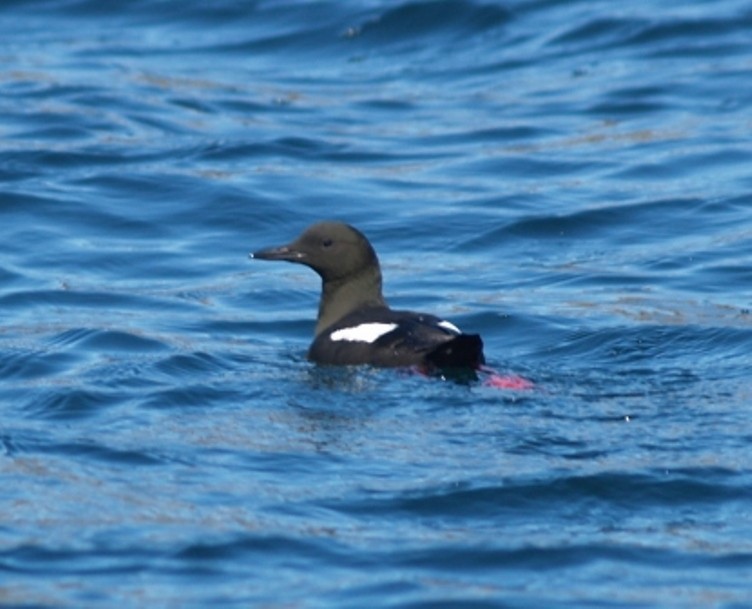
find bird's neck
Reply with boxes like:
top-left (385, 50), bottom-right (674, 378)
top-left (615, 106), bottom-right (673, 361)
top-left (315, 269), bottom-right (386, 336)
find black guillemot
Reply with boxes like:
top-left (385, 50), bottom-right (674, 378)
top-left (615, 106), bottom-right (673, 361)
top-left (250, 221), bottom-right (485, 370)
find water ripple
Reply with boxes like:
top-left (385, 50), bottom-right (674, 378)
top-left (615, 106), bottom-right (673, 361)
top-left (1, 0), bottom-right (751, 607)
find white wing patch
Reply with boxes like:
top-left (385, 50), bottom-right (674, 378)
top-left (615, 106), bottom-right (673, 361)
top-left (330, 322), bottom-right (399, 344)
top-left (438, 320), bottom-right (461, 334)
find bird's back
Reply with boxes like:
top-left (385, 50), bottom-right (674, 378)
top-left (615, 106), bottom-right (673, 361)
top-left (308, 306), bottom-right (484, 369)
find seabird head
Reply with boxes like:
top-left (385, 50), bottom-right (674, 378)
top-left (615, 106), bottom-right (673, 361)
top-left (251, 221), bottom-right (380, 283)
top-left (252, 221), bottom-right (388, 334)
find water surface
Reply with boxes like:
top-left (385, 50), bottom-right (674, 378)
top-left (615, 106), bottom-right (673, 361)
top-left (1, 1), bottom-right (751, 607)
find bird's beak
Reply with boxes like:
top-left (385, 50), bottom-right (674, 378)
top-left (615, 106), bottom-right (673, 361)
top-left (250, 243), bottom-right (305, 262)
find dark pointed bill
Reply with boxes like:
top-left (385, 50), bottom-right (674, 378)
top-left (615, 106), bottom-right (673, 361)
top-left (250, 244), bottom-right (304, 262)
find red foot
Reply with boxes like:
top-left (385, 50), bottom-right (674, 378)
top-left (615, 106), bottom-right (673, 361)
top-left (479, 366), bottom-right (534, 390)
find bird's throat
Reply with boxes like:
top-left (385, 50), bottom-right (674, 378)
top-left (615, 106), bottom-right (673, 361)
top-left (315, 272), bottom-right (386, 336)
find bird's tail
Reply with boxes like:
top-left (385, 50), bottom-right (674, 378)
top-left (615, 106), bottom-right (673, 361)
top-left (425, 334), bottom-right (485, 370)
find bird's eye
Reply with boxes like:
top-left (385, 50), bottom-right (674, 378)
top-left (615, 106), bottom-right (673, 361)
top-left (322, 238), bottom-right (333, 248)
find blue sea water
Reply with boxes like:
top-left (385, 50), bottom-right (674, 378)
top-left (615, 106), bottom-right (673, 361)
top-left (1, 0), bottom-right (751, 607)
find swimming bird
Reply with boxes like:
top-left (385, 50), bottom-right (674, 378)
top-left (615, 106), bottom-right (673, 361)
top-left (250, 221), bottom-right (485, 370)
